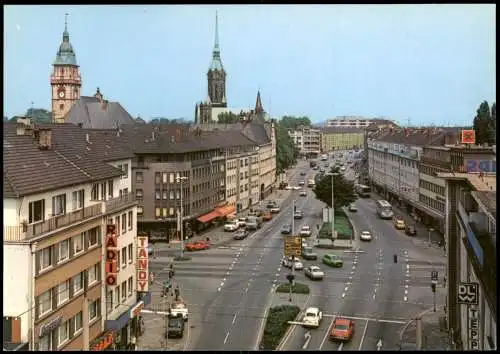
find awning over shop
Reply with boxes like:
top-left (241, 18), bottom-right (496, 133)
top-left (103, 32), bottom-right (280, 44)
top-left (216, 205), bottom-right (236, 217)
top-left (197, 211), bottom-right (220, 223)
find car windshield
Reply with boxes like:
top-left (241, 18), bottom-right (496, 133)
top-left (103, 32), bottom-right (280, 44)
top-left (334, 324), bottom-right (349, 331)
top-left (310, 267), bottom-right (320, 271)
top-left (172, 303), bottom-right (185, 309)
top-left (305, 312), bottom-right (317, 318)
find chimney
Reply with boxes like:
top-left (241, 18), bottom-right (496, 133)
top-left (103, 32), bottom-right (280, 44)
top-left (16, 124), bottom-right (26, 136)
top-left (38, 128), bottom-right (52, 149)
top-left (3, 317), bottom-right (21, 344)
top-left (151, 131), bottom-right (156, 141)
top-left (86, 133), bottom-right (90, 144)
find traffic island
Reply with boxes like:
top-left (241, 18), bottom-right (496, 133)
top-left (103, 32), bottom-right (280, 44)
top-left (173, 255), bottom-right (191, 261)
top-left (276, 282), bottom-right (310, 294)
top-left (260, 305), bottom-right (300, 350)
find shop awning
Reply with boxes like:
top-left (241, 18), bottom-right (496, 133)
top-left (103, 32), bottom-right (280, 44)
top-left (197, 211), bottom-right (220, 223)
top-left (216, 205), bottom-right (236, 217)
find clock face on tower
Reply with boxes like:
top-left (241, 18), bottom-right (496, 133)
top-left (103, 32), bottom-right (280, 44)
top-left (58, 90), bottom-right (65, 98)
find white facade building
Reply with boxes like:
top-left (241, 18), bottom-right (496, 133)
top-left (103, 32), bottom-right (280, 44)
top-left (288, 127), bottom-right (321, 155)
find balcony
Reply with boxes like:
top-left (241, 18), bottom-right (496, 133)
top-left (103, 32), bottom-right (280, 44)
top-left (4, 204), bottom-right (103, 242)
top-left (104, 192), bottom-right (137, 214)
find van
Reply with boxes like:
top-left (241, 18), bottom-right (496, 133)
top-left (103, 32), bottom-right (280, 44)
top-left (246, 216), bottom-right (262, 231)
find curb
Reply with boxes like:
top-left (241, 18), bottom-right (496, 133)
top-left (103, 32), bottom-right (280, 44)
top-left (398, 305), bottom-right (446, 349)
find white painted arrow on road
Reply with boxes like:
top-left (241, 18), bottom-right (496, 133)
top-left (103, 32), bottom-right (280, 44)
top-left (376, 338), bottom-right (383, 351)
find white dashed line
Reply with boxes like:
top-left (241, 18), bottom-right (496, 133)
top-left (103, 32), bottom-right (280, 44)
top-left (223, 277), bottom-right (226, 281)
top-left (373, 294), bottom-right (376, 299)
top-left (341, 293), bottom-right (346, 298)
top-left (275, 273), bottom-right (280, 277)
top-left (374, 288), bottom-right (377, 293)
top-left (403, 296), bottom-right (408, 302)
top-left (224, 332), bottom-right (230, 344)
top-left (218, 287), bottom-right (221, 292)
top-left (404, 290), bottom-right (408, 295)
top-left (273, 279), bottom-right (277, 284)
top-left (406, 264), bottom-right (410, 269)
top-left (344, 286), bottom-right (349, 292)
top-left (232, 313), bottom-right (237, 324)
top-left (352, 266), bottom-right (356, 270)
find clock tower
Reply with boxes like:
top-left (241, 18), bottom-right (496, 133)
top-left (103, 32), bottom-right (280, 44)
top-left (51, 14), bottom-right (82, 123)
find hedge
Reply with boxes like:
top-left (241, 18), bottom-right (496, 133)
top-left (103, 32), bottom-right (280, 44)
top-left (260, 305), bottom-right (300, 350)
top-left (276, 282), bottom-right (310, 294)
top-left (318, 209), bottom-right (353, 240)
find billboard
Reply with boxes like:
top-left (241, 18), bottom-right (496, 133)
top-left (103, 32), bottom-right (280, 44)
top-left (461, 130), bottom-right (476, 144)
top-left (105, 224), bottom-right (118, 286)
top-left (137, 236), bottom-right (149, 292)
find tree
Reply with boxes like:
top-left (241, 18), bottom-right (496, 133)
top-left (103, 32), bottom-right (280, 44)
top-left (279, 115), bottom-right (311, 130)
top-left (275, 121), bottom-right (299, 174)
top-left (491, 102), bottom-right (496, 143)
top-left (313, 167), bottom-right (357, 209)
top-left (26, 108), bottom-right (52, 123)
top-left (473, 101), bottom-right (495, 145)
top-left (217, 112), bottom-right (240, 124)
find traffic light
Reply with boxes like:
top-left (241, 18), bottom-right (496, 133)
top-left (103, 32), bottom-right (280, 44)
top-left (431, 283), bottom-right (436, 293)
top-left (393, 254), bottom-right (398, 263)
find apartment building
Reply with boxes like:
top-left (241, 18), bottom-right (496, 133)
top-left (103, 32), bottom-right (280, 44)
top-left (419, 145), bottom-right (495, 233)
top-left (322, 127), bottom-right (364, 151)
top-left (288, 126), bottom-right (322, 156)
top-left (326, 116), bottom-right (397, 128)
top-left (2, 121), bottom-right (138, 351)
top-left (438, 172), bottom-right (496, 351)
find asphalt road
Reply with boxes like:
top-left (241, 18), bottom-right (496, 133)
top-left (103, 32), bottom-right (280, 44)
top-left (280, 154), bottom-right (447, 351)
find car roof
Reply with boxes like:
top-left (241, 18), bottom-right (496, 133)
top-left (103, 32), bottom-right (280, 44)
top-left (309, 266), bottom-right (320, 270)
top-left (305, 307), bottom-right (319, 313)
top-left (334, 317), bottom-right (352, 325)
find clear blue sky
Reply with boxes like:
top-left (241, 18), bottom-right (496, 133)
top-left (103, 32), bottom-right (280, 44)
top-left (4, 5), bottom-right (496, 125)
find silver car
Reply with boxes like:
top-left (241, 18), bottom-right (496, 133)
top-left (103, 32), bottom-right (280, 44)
top-left (305, 266), bottom-right (325, 280)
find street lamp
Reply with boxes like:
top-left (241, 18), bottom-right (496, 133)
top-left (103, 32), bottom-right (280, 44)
top-left (326, 172), bottom-right (340, 245)
top-left (428, 228), bottom-right (434, 247)
top-left (176, 176), bottom-right (189, 259)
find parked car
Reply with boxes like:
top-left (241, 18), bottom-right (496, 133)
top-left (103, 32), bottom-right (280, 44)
top-left (300, 171), bottom-right (307, 176)
top-left (224, 220), bottom-right (239, 232)
top-left (330, 317), bottom-right (354, 342)
top-left (405, 224), bottom-right (417, 236)
top-left (393, 217), bottom-right (406, 230)
top-left (305, 266), bottom-right (325, 280)
top-left (269, 204), bottom-right (281, 213)
top-left (167, 315), bottom-right (185, 338)
top-left (281, 224), bottom-right (292, 234)
top-left (299, 180), bottom-right (305, 186)
top-left (282, 256), bottom-right (304, 270)
top-left (233, 229), bottom-right (249, 240)
top-left (322, 253), bottom-right (344, 268)
top-left (312, 166), bottom-right (319, 170)
top-left (237, 217), bottom-right (247, 228)
top-left (299, 225), bottom-right (312, 237)
top-left (299, 190), bottom-right (307, 197)
top-left (348, 203), bottom-right (358, 212)
top-left (246, 216), bottom-right (262, 230)
top-left (294, 210), bottom-right (304, 219)
top-left (302, 307), bottom-right (323, 328)
top-left (301, 246), bottom-right (318, 260)
top-left (360, 230), bottom-right (373, 242)
top-left (262, 211), bottom-right (273, 221)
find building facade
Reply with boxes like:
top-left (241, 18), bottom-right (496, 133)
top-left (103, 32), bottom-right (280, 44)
top-left (326, 117), bottom-right (396, 128)
top-left (439, 172), bottom-right (496, 351)
top-left (51, 16), bottom-right (82, 123)
top-left (321, 127), bottom-right (364, 151)
top-left (288, 126), bottom-right (322, 156)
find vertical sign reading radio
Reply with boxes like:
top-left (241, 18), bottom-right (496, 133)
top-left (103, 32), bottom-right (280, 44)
top-left (105, 224), bottom-right (118, 286)
top-left (137, 236), bottom-right (149, 292)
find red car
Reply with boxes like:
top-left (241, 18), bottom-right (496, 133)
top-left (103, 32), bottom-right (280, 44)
top-left (330, 317), bottom-right (355, 341)
top-left (185, 241), bottom-right (210, 251)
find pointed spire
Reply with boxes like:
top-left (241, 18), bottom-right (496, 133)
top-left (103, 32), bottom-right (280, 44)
top-left (255, 90), bottom-right (264, 114)
top-left (209, 11), bottom-right (223, 71)
top-left (54, 13), bottom-right (77, 66)
top-left (214, 10), bottom-right (220, 51)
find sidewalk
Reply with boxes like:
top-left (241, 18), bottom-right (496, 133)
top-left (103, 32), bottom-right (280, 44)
top-left (399, 305), bottom-right (449, 350)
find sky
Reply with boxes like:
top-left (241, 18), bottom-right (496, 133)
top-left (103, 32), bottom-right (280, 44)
top-left (4, 5), bottom-right (496, 125)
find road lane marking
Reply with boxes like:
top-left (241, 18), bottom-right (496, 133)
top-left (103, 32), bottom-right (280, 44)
top-left (275, 273), bottom-right (280, 277)
top-left (223, 277), bottom-right (226, 281)
top-left (404, 289), bottom-right (408, 295)
top-left (344, 286), bottom-right (349, 291)
top-left (342, 293), bottom-right (346, 298)
top-left (319, 316), bottom-right (336, 350)
top-left (358, 319), bottom-right (370, 350)
top-left (224, 331), bottom-right (230, 344)
top-left (217, 287), bottom-right (221, 291)
top-left (338, 342), bottom-right (344, 351)
top-left (372, 294), bottom-right (376, 299)
top-left (404, 296), bottom-right (408, 302)
top-left (405, 284), bottom-right (408, 289)
top-left (352, 265), bottom-right (356, 270)
top-left (322, 315), bottom-right (407, 324)
top-left (406, 264), bottom-right (409, 269)
top-left (232, 313), bottom-right (237, 324)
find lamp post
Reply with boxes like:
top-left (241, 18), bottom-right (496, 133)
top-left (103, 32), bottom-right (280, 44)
top-left (428, 227), bottom-right (434, 247)
top-left (327, 172), bottom-right (339, 245)
top-left (176, 176), bottom-right (189, 259)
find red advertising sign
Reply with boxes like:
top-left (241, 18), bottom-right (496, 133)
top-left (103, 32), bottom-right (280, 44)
top-left (461, 129), bottom-right (475, 144)
top-left (105, 224), bottom-right (118, 286)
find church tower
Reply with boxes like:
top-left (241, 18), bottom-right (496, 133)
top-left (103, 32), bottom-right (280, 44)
top-left (51, 14), bottom-right (82, 123)
top-left (207, 11), bottom-right (227, 108)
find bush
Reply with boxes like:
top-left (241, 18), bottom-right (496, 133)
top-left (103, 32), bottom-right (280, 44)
top-left (261, 305), bottom-right (300, 350)
top-left (276, 282), bottom-right (310, 294)
top-left (318, 210), bottom-right (353, 240)
top-left (173, 255), bottom-right (191, 261)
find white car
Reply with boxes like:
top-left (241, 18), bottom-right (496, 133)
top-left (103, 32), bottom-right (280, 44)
top-left (299, 190), bottom-right (307, 197)
top-left (282, 257), bottom-right (304, 270)
top-left (305, 266), bottom-right (325, 280)
top-left (224, 220), bottom-right (239, 232)
top-left (293, 186), bottom-right (302, 190)
top-left (360, 230), bottom-right (373, 241)
top-left (237, 217), bottom-right (247, 228)
top-left (302, 307), bottom-right (323, 328)
top-left (270, 205), bottom-right (281, 213)
top-left (170, 300), bottom-right (189, 321)
top-left (299, 225), bottom-right (312, 237)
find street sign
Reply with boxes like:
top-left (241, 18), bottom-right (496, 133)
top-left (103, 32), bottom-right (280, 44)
top-left (284, 236), bottom-right (302, 257)
top-left (457, 282), bottom-right (479, 305)
top-left (431, 270), bottom-right (438, 281)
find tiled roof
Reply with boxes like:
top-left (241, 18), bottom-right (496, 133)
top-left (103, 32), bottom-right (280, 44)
top-left (3, 123), bottom-right (123, 198)
top-left (472, 191), bottom-right (497, 222)
top-left (193, 121), bottom-right (272, 145)
top-left (368, 127), bottom-right (462, 146)
top-left (323, 127), bottom-right (364, 134)
top-left (65, 96), bottom-right (135, 129)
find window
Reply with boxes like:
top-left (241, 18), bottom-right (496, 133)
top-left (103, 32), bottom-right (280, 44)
top-left (169, 190), bottom-right (174, 200)
top-left (176, 190), bottom-right (181, 199)
top-left (136, 189), bottom-right (143, 199)
top-left (167, 173), bottom-right (172, 183)
top-left (72, 272), bottom-right (84, 295)
top-left (88, 263), bottom-right (99, 285)
top-left (114, 288), bottom-right (120, 308)
top-left (38, 289), bottom-right (52, 317)
top-left (128, 244), bottom-right (133, 264)
top-left (136, 171), bottom-right (144, 182)
top-left (38, 334), bottom-right (53, 351)
top-left (89, 299), bottom-right (99, 321)
top-left (57, 280), bottom-right (70, 305)
top-left (122, 164), bottom-right (129, 179)
top-left (52, 194), bottom-right (66, 216)
top-left (155, 208), bottom-right (161, 218)
top-left (169, 208), bottom-right (175, 216)
top-left (137, 206), bottom-right (143, 216)
top-left (73, 311), bottom-right (83, 334)
top-left (57, 239), bottom-right (69, 263)
top-left (155, 189), bottom-right (161, 200)
top-left (91, 183), bottom-right (98, 200)
top-left (122, 214), bottom-right (127, 232)
top-left (106, 290), bottom-right (113, 314)
top-left (87, 227), bottom-right (99, 248)
top-left (29, 199), bottom-right (45, 224)
top-left (155, 172), bottom-right (161, 184)
top-left (71, 190), bottom-right (84, 210)
top-left (73, 234), bottom-right (84, 255)
top-left (39, 246), bottom-right (53, 271)
top-left (176, 172), bottom-right (180, 181)
top-left (121, 247), bottom-right (127, 267)
top-left (108, 180), bottom-right (113, 198)
top-left (128, 211), bottom-right (133, 230)
top-left (162, 190), bottom-right (168, 200)
top-left (128, 277), bottom-right (133, 296)
top-left (100, 182), bottom-right (107, 201)
top-left (121, 281), bottom-right (127, 302)
top-left (57, 320), bottom-right (69, 347)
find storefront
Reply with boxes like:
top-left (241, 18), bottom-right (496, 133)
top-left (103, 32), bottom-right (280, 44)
top-left (104, 292), bottom-right (151, 350)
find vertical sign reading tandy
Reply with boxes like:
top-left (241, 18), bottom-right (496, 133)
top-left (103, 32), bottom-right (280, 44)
top-left (105, 224), bottom-right (118, 286)
top-left (137, 236), bottom-right (149, 292)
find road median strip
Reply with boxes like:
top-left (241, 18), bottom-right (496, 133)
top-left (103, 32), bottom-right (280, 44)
top-left (259, 305), bottom-right (301, 351)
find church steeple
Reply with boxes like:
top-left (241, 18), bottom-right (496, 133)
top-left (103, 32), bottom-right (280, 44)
top-left (207, 11), bottom-right (227, 108)
top-left (255, 90), bottom-right (264, 114)
top-left (54, 13), bottom-right (78, 66)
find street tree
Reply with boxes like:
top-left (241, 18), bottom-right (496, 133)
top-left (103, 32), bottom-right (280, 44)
top-left (313, 167), bottom-right (357, 209)
top-left (473, 101), bottom-right (495, 145)
top-left (275, 121), bottom-right (299, 174)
